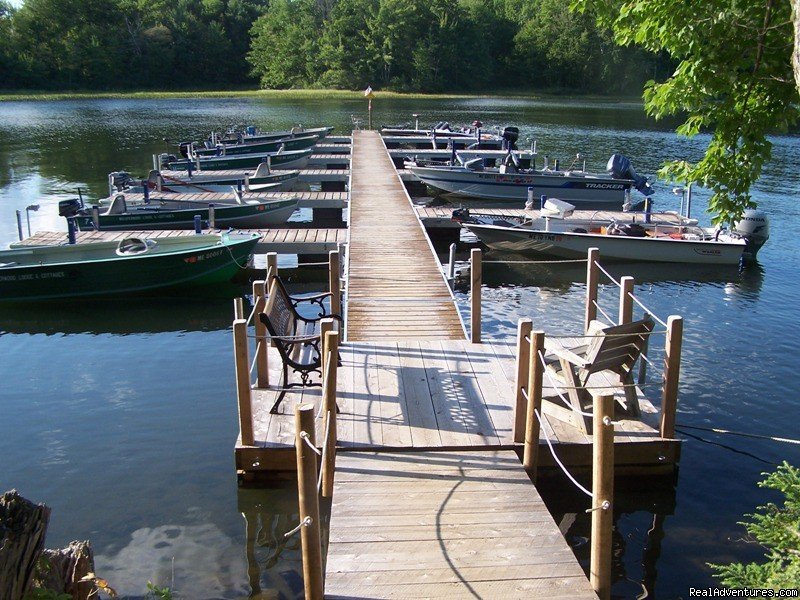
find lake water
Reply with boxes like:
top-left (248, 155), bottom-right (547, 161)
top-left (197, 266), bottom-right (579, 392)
top-left (1, 97), bottom-right (799, 599)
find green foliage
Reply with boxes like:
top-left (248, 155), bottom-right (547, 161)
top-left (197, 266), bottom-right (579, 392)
top-left (24, 590), bottom-right (72, 600)
top-left (145, 581), bottom-right (174, 600)
top-left (572, 0), bottom-right (799, 224)
top-left (710, 462), bottom-right (800, 589)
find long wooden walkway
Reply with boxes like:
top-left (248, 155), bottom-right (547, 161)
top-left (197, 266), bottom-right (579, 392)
top-left (345, 130), bottom-right (464, 341)
top-left (325, 451), bottom-right (597, 599)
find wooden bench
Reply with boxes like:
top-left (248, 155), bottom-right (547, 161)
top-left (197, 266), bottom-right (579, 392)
top-left (542, 317), bottom-right (654, 434)
top-left (259, 276), bottom-right (342, 414)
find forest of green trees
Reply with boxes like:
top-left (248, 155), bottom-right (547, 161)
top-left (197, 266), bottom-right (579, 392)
top-left (0, 0), bottom-right (670, 94)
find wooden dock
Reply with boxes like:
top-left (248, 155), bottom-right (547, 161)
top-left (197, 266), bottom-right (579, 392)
top-left (345, 130), bottom-right (464, 341)
top-left (226, 130), bottom-right (683, 599)
top-left (17, 228), bottom-right (347, 254)
top-left (325, 451), bottom-right (597, 599)
top-left (238, 340), bottom-right (677, 473)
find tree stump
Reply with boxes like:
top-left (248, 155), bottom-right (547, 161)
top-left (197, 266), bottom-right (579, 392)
top-left (0, 489), bottom-right (51, 600)
top-left (38, 541), bottom-right (96, 600)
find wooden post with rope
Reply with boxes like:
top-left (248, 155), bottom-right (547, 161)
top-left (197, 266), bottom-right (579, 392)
top-left (328, 250), bottom-right (341, 317)
top-left (470, 248), bottom-right (482, 343)
top-left (319, 318), bottom-right (335, 376)
top-left (252, 279), bottom-right (269, 387)
top-left (590, 393), bottom-right (614, 600)
top-left (321, 330), bottom-right (339, 498)
top-left (295, 403), bottom-right (324, 600)
top-left (513, 318), bottom-right (533, 443)
top-left (523, 331), bottom-right (545, 480)
top-left (660, 315), bottom-right (683, 439)
top-left (618, 276), bottom-right (634, 325)
top-left (266, 251), bottom-right (278, 282)
top-left (233, 318), bottom-right (253, 446)
top-left (585, 247), bottom-right (599, 331)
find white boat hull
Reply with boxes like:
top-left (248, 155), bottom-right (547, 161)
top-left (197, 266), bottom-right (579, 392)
top-left (466, 223), bottom-right (746, 264)
top-left (410, 165), bottom-right (631, 204)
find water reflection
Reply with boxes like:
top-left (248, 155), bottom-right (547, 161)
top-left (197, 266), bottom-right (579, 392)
top-left (0, 295), bottom-right (239, 335)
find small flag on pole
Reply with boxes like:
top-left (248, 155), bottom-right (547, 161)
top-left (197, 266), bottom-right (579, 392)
top-left (364, 86), bottom-right (374, 98)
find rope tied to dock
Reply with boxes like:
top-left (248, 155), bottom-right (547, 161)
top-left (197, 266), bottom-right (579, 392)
top-left (481, 258), bottom-right (589, 265)
top-left (676, 424), bottom-right (800, 445)
top-left (592, 299), bottom-right (615, 325)
top-left (249, 341), bottom-right (262, 377)
top-left (595, 262), bottom-right (621, 288)
top-left (299, 431), bottom-right (322, 456)
top-left (317, 411), bottom-right (332, 494)
top-left (283, 516), bottom-right (312, 539)
top-left (534, 408), bottom-right (593, 498)
top-left (626, 292), bottom-right (669, 329)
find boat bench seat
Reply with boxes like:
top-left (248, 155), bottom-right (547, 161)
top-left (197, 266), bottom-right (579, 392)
top-left (259, 275), bottom-right (342, 414)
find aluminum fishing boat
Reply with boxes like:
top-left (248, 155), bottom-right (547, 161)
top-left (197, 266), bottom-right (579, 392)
top-left (453, 199), bottom-right (770, 265)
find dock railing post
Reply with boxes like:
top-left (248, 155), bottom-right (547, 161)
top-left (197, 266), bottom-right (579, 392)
top-left (321, 330), bottom-right (339, 498)
top-left (295, 403), bottom-right (324, 600)
top-left (590, 393), bottom-right (614, 600)
top-left (585, 248), bottom-right (599, 331)
top-left (252, 279), bottom-right (269, 387)
top-left (266, 252), bottom-right (278, 282)
top-left (328, 250), bottom-right (341, 316)
top-left (618, 276), bottom-right (634, 325)
top-left (319, 318), bottom-right (335, 375)
top-left (659, 316), bottom-right (683, 439)
top-left (513, 318), bottom-right (533, 443)
top-left (233, 318), bottom-right (254, 446)
top-left (523, 331), bottom-right (545, 480)
top-left (470, 248), bottom-right (482, 343)
top-left (447, 242), bottom-right (456, 280)
top-left (638, 312), bottom-right (651, 385)
top-left (234, 297), bottom-right (244, 320)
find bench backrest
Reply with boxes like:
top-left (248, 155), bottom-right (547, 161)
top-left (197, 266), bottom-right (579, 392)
top-left (583, 317), bottom-right (654, 377)
top-left (261, 278), bottom-right (297, 339)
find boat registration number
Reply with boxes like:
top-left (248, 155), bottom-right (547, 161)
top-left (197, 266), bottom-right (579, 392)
top-left (184, 249), bottom-right (224, 264)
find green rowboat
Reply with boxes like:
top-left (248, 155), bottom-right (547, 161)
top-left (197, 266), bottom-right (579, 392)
top-left (0, 233), bottom-right (259, 301)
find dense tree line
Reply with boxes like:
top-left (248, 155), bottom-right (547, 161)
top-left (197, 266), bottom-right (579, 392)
top-left (0, 0), bottom-right (667, 94)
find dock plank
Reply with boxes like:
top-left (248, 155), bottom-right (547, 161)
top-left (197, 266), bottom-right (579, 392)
top-left (326, 451), bottom-right (598, 599)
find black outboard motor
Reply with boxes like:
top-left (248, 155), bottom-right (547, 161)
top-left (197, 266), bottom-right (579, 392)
top-left (606, 154), bottom-right (654, 196)
top-left (501, 127), bottom-right (519, 151)
top-left (58, 198), bottom-right (82, 218)
top-left (178, 142), bottom-right (192, 159)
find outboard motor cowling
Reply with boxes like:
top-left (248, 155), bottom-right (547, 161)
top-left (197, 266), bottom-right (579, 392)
top-left (607, 154), bottom-right (654, 196)
top-left (58, 198), bottom-right (82, 217)
top-left (501, 127), bottom-right (519, 150)
top-left (733, 209), bottom-right (770, 258)
top-left (108, 171), bottom-right (133, 192)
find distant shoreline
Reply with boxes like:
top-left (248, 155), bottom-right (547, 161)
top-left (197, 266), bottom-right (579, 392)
top-left (0, 88), bottom-right (645, 103)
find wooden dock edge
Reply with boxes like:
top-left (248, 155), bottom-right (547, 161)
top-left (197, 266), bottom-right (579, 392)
top-left (235, 438), bottom-right (681, 482)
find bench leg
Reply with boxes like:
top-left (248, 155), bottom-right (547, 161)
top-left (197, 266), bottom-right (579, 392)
top-left (269, 364), bottom-right (291, 414)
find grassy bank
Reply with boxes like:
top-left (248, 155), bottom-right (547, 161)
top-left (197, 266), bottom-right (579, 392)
top-left (0, 88), bottom-right (480, 102)
top-left (0, 88), bottom-right (644, 103)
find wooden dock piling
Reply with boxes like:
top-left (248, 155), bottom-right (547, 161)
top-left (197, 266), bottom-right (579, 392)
top-left (619, 276), bottom-right (634, 324)
top-left (513, 318), bottom-right (533, 443)
top-left (321, 330), bottom-right (339, 499)
top-left (233, 318), bottom-right (253, 446)
top-left (590, 394), bottom-right (614, 600)
top-left (470, 247), bottom-right (482, 343)
top-left (252, 280), bottom-right (269, 387)
top-left (585, 248), bottom-right (599, 330)
top-left (295, 403), bottom-right (324, 600)
top-left (523, 330), bottom-right (545, 480)
top-left (660, 315), bottom-right (684, 439)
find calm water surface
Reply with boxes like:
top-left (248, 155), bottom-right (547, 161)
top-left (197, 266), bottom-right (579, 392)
top-left (1, 97), bottom-right (799, 599)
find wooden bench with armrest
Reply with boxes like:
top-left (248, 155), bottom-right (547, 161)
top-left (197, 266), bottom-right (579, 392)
top-left (259, 275), bottom-right (342, 414)
top-left (541, 317), bottom-right (654, 434)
